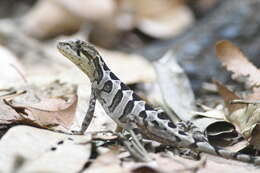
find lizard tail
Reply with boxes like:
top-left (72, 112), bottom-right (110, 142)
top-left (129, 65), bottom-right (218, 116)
top-left (197, 141), bottom-right (260, 164)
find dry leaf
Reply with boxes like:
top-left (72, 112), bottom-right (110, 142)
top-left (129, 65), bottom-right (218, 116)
top-left (0, 125), bottom-right (91, 173)
top-left (216, 40), bottom-right (260, 87)
top-left (229, 104), bottom-right (260, 142)
top-left (7, 95), bottom-right (77, 131)
top-left (194, 82), bottom-right (243, 147)
top-left (213, 81), bottom-right (260, 147)
top-left (153, 51), bottom-right (195, 122)
top-left (213, 80), bottom-right (244, 114)
top-left (0, 81), bottom-right (78, 132)
top-left (215, 41), bottom-right (260, 148)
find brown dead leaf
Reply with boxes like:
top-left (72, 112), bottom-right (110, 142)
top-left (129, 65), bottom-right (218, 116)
top-left (6, 95), bottom-right (77, 130)
top-left (0, 81), bottom-right (78, 132)
top-left (229, 103), bottom-right (260, 143)
top-left (216, 40), bottom-right (260, 87)
top-left (213, 80), bottom-right (244, 114)
top-left (213, 82), bottom-right (260, 149)
top-left (214, 80), bottom-right (260, 148)
top-left (215, 41), bottom-right (260, 148)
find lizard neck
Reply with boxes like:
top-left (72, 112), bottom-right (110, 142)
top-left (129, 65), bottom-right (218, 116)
top-left (86, 55), bottom-right (110, 84)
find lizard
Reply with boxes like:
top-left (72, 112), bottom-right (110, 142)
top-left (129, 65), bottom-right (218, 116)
top-left (57, 40), bottom-right (260, 165)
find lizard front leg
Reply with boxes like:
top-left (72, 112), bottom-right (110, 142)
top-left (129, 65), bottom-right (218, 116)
top-left (72, 86), bottom-right (96, 135)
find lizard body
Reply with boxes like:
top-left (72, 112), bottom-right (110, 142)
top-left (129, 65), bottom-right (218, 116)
top-left (57, 40), bottom-right (260, 164)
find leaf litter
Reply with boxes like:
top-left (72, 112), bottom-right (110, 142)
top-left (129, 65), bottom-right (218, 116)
top-left (0, 81), bottom-right (78, 133)
top-left (1, 39), bottom-right (259, 173)
top-left (216, 40), bottom-right (260, 150)
top-left (1, 1), bottom-right (260, 172)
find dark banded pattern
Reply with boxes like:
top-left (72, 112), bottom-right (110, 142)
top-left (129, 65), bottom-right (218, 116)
top-left (58, 40), bottom-right (260, 165)
top-left (120, 83), bottom-right (129, 90)
top-left (157, 112), bottom-right (169, 120)
top-left (118, 100), bottom-right (134, 121)
top-left (93, 56), bottom-right (103, 84)
top-left (109, 72), bottom-right (118, 80)
top-left (168, 122), bottom-right (176, 128)
top-left (122, 100), bottom-right (134, 116)
top-left (151, 120), bottom-right (159, 127)
top-left (108, 90), bottom-right (123, 113)
top-left (102, 80), bottom-right (113, 93)
top-left (139, 110), bottom-right (147, 119)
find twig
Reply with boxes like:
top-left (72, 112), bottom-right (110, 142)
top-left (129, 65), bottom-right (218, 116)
top-left (0, 90), bottom-right (26, 100)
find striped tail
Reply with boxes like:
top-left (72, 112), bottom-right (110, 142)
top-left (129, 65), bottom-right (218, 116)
top-left (196, 141), bottom-right (260, 164)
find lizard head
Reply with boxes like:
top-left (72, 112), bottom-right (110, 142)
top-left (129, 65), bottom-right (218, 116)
top-left (57, 40), bottom-right (106, 82)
